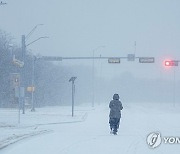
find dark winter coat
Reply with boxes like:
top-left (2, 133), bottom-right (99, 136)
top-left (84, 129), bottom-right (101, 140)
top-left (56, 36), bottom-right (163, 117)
top-left (109, 94), bottom-right (123, 118)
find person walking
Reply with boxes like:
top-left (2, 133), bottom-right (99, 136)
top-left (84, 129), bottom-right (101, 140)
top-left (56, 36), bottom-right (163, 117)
top-left (109, 94), bottom-right (123, 135)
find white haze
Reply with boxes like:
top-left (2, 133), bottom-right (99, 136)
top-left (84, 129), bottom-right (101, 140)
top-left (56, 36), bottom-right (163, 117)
top-left (0, 0), bottom-right (180, 103)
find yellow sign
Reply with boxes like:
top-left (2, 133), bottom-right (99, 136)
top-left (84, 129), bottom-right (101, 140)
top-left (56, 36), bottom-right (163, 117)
top-left (27, 86), bottom-right (35, 92)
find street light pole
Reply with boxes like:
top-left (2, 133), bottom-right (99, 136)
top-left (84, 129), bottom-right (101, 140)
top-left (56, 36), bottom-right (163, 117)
top-left (31, 56), bottom-right (35, 112)
top-left (21, 35), bottom-right (26, 114)
top-left (20, 24), bottom-right (47, 113)
top-left (92, 50), bottom-right (95, 108)
top-left (26, 24), bottom-right (44, 40)
top-left (26, 36), bottom-right (49, 47)
top-left (92, 46), bottom-right (105, 107)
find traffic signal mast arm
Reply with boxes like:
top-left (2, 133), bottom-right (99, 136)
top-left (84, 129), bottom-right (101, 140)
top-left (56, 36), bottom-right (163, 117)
top-left (39, 55), bottom-right (155, 63)
top-left (40, 56), bottom-right (127, 61)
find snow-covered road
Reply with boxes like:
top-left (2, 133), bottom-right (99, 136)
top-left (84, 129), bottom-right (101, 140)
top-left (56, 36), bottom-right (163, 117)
top-left (1, 103), bottom-right (180, 154)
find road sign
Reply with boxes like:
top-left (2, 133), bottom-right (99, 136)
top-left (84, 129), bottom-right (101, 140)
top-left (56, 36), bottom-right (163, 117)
top-left (165, 60), bottom-right (178, 66)
top-left (27, 86), bottom-right (35, 92)
top-left (108, 58), bottom-right (120, 63)
top-left (139, 57), bottom-right (155, 63)
top-left (127, 54), bottom-right (135, 61)
top-left (69, 77), bottom-right (77, 82)
top-left (41, 56), bottom-right (62, 61)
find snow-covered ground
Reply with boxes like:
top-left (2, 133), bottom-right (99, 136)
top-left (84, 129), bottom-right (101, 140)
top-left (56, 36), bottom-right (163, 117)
top-left (1, 102), bottom-right (180, 154)
top-left (0, 106), bottom-right (88, 149)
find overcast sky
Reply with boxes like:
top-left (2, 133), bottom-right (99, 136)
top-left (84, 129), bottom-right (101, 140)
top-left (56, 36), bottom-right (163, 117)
top-left (1, 0), bottom-right (180, 79)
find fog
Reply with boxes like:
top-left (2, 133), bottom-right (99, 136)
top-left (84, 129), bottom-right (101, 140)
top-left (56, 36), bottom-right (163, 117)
top-left (1, 0), bottom-right (180, 105)
top-left (1, 0), bottom-right (180, 56)
top-left (63, 59), bottom-right (180, 105)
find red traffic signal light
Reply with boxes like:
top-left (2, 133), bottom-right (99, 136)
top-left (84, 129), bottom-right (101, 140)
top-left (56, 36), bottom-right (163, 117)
top-left (165, 60), bottom-right (178, 66)
top-left (165, 61), bottom-right (171, 66)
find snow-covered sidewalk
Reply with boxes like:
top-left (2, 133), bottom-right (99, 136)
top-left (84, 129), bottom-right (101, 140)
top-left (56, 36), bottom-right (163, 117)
top-left (0, 106), bottom-right (89, 149)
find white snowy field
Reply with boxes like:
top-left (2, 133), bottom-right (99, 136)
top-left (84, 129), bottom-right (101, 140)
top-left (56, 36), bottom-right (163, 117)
top-left (1, 102), bottom-right (180, 154)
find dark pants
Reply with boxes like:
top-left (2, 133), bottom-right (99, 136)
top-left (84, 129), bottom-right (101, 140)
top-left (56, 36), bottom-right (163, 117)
top-left (109, 118), bottom-right (120, 133)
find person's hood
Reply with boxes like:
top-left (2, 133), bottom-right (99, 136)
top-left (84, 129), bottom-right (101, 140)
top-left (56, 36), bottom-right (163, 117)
top-left (113, 94), bottom-right (119, 100)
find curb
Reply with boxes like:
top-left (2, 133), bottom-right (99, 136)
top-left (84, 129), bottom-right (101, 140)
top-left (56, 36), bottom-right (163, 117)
top-left (0, 130), bottom-right (52, 150)
top-left (0, 113), bottom-right (88, 150)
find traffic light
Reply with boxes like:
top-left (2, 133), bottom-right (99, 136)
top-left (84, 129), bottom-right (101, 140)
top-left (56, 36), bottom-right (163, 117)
top-left (13, 55), bottom-right (24, 67)
top-left (10, 73), bottom-right (20, 87)
top-left (14, 75), bottom-right (20, 87)
top-left (165, 61), bottom-right (171, 66)
top-left (164, 60), bottom-right (178, 66)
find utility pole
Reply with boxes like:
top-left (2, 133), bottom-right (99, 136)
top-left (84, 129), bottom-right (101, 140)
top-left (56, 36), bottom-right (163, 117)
top-left (21, 35), bottom-right (26, 114)
top-left (92, 46), bottom-right (105, 108)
